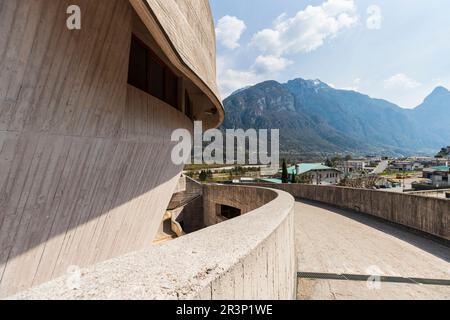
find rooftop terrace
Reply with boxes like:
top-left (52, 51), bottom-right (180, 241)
top-left (9, 183), bottom-right (449, 300)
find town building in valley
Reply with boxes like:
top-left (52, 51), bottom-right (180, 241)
top-left (423, 166), bottom-right (450, 187)
top-left (336, 160), bottom-right (368, 176)
top-left (288, 163), bottom-right (342, 185)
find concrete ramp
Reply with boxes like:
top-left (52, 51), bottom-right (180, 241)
top-left (295, 200), bottom-right (450, 300)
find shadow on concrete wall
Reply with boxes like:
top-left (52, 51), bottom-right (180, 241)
top-left (0, 0), bottom-right (192, 296)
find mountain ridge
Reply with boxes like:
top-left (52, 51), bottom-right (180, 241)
top-left (221, 77), bottom-right (450, 157)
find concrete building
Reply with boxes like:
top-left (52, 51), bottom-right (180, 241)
top-left (409, 156), bottom-right (435, 162)
top-left (2, 0), bottom-right (449, 302)
top-left (9, 181), bottom-right (450, 300)
top-left (412, 157), bottom-right (448, 167)
top-left (390, 160), bottom-right (414, 172)
top-left (0, 0), bottom-right (223, 297)
top-left (423, 166), bottom-right (450, 187)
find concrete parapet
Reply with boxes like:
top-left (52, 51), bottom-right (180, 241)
top-left (254, 184), bottom-right (449, 241)
top-left (10, 186), bottom-right (296, 300)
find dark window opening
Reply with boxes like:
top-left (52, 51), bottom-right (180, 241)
top-left (185, 90), bottom-right (193, 119)
top-left (218, 204), bottom-right (241, 220)
top-left (148, 56), bottom-right (164, 101)
top-left (165, 69), bottom-right (178, 108)
top-left (128, 35), bottom-right (179, 110)
top-left (128, 38), bottom-right (148, 92)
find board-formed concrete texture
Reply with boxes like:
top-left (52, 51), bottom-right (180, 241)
top-left (9, 186), bottom-right (296, 300)
top-left (202, 184), bottom-right (279, 227)
top-left (0, 0), bottom-right (223, 297)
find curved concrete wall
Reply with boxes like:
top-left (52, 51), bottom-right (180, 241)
top-left (203, 184), bottom-right (279, 227)
top-left (256, 184), bottom-right (450, 241)
top-left (0, 0), bottom-right (220, 297)
top-left (11, 186), bottom-right (297, 300)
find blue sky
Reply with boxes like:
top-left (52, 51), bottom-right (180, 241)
top-left (210, 0), bottom-right (450, 108)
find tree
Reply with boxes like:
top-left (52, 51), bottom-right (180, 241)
top-left (345, 154), bottom-right (353, 161)
top-left (185, 171), bottom-right (194, 178)
top-left (281, 159), bottom-right (289, 183)
top-left (291, 171), bottom-right (297, 184)
top-left (199, 170), bottom-right (207, 182)
top-left (298, 174), bottom-right (313, 184)
top-left (324, 158), bottom-right (333, 167)
top-left (331, 156), bottom-right (342, 166)
top-left (436, 147), bottom-right (449, 158)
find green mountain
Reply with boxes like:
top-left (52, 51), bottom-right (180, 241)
top-left (221, 78), bottom-right (450, 158)
top-left (413, 86), bottom-right (450, 144)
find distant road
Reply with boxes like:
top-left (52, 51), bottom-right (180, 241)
top-left (371, 160), bottom-right (389, 174)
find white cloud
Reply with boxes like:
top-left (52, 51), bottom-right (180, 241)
top-left (253, 55), bottom-right (293, 73)
top-left (340, 78), bottom-right (362, 91)
top-left (216, 56), bottom-right (260, 97)
top-left (384, 73), bottom-right (421, 89)
top-left (366, 5), bottom-right (382, 30)
top-left (431, 78), bottom-right (450, 89)
top-left (216, 1), bottom-right (361, 98)
top-left (251, 0), bottom-right (358, 55)
top-left (218, 68), bottom-right (263, 98)
top-left (215, 16), bottom-right (247, 50)
top-left (217, 54), bottom-right (292, 98)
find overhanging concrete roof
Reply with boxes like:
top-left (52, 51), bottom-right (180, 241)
top-left (130, 0), bottom-right (224, 129)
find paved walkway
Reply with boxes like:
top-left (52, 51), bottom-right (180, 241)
top-left (295, 200), bottom-right (450, 300)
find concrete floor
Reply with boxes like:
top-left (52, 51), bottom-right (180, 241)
top-left (295, 200), bottom-right (450, 300)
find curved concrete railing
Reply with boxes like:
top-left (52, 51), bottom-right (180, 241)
top-left (10, 186), bottom-right (296, 300)
top-left (255, 184), bottom-right (449, 241)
